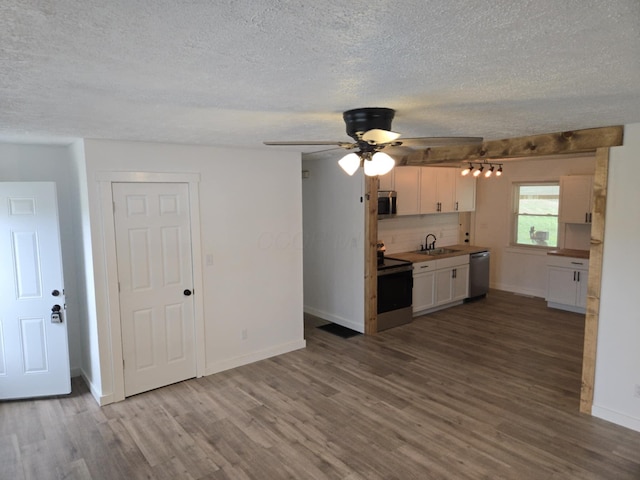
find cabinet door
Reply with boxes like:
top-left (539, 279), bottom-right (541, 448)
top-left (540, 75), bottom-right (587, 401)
top-left (435, 268), bottom-right (454, 305)
top-left (452, 264), bottom-right (469, 301)
top-left (559, 176), bottom-right (593, 224)
top-left (419, 168), bottom-right (438, 214)
top-left (436, 168), bottom-right (456, 212)
top-left (378, 170), bottom-right (394, 191)
top-left (413, 271), bottom-right (436, 313)
top-left (455, 173), bottom-right (476, 212)
top-left (576, 269), bottom-right (588, 308)
top-left (547, 266), bottom-right (578, 306)
top-left (395, 167), bottom-right (421, 215)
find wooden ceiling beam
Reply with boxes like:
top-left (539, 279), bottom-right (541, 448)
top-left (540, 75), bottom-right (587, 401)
top-left (400, 126), bottom-right (624, 166)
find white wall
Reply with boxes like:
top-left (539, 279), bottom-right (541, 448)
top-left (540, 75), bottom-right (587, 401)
top-left (82, 139), bottom-right (305, 404)
top-left (593, 123), bottom-right (640, 432)
top-left (302, 157), bottom-right (365, 332)
top-left (0, 143), bottom-right (84, 375)
top-left (472, 155), bottom-right (596, 297)
top-left (68, 140), bottom-right (101, 397)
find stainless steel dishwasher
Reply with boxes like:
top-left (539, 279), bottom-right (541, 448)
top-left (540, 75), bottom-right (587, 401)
top-left (468, 250), bottom-right (490, 299)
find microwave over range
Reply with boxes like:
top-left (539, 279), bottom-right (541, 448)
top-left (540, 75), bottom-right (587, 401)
top-left (378, 190), bottom-right (397, 218)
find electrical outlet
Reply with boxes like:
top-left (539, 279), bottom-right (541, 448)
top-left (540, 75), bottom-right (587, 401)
top-left (242, 328), bottom-right (248, 340)
top-left (634, 384), bottom-right (640, 398)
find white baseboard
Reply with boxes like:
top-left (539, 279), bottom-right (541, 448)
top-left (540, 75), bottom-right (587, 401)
top-left (205, 338), bottom-right (306, 377)
top-left (304, 306), bottom-right (364, 333)
top-left (592, 405), bottom-right (640, 433)
top-left (79, 369), bottom-right (113, 406)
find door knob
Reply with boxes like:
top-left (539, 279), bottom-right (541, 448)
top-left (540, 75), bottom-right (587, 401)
top-left (183, 289), bottom-right (192, 296)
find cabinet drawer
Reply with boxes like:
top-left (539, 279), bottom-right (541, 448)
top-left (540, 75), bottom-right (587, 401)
top-left (436, 254), bottom-right (469, 269)
top-left (413, 260), bottom-right (437, 272)
top-left (547, 256), bottom-right (589, 269)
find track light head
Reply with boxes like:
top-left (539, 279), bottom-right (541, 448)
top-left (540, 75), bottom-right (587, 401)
top-left (484, 165), bottom-right (494, 177)
top-left (473, 165), bottom-right (483, 177)
top-left (496, 164), bottom-right (503, 176)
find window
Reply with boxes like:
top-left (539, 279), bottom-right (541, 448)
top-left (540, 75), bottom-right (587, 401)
top-left (513, 183), bottom-right (559, 247)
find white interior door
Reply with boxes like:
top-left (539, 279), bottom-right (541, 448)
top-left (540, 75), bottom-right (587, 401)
top-left (113, 182), bottom-right (196, 397)
top-left (0, 182), bottom-right (70, 399)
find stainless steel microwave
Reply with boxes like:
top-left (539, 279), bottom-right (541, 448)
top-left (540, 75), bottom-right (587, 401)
top-left (378, 190), bottom-right (397, 218)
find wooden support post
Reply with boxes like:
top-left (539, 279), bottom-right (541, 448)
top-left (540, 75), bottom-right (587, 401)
top-left (580, 147), bottom-right (609, 414)
top-left (364, 175), bottom-right (378, 335)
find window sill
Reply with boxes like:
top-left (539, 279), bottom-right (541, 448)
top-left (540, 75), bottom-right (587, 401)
top-left (504, 245), bottom-right (553, 256)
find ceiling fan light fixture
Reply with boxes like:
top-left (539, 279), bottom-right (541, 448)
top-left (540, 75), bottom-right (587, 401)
top-left (363, 152), bottom-right (395, 176)
top-left (361, 129), bottom-right (402, 144)
top-left (338, 152), bottom-right (361, 176)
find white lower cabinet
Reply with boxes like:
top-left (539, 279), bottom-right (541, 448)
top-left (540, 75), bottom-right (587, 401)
top-left (413, 261), bottom-right (436, 312)
top-left (413, 254), bottom-right (469, 315)
top-left (546, 256), bottom-right (589, 313)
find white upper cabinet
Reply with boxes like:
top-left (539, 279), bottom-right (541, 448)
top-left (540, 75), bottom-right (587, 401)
top-left (395, 167), bottom-right (471, 216)
top-left (394, 166), bottom-right (421, 215)
top-left (559, 175), bottom-right (593, 224)
top-left (420, 168), bottom-right (456, 213)
top-left (455, 173), bottom-right (476, 212)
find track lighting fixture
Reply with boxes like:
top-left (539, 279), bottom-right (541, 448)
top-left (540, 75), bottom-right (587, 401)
top-left (462, 162), bottom-right (503, 179)
top-left (484, 165), bottom-right (495, 177)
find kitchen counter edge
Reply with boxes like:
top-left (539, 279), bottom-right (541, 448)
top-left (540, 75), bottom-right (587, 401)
top-left (388, 245), bottom-right (490, 264)
top-left (546, 248), bottom-right (590, 259)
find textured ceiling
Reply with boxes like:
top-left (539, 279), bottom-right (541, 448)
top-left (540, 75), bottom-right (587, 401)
top-left (1, 1), bottom-right (639, 154)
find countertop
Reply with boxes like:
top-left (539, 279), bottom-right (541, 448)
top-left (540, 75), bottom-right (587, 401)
top-left (546, 248), bottom-right (590, 259)
top-left (387, 244), bottom-right (490, 263)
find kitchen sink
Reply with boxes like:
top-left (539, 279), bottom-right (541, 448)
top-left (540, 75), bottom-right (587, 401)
top-left (416, 247), bottom-right (459, 256)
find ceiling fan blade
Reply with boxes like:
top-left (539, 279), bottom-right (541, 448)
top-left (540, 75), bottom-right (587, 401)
top-left (382, 145), bottom-right (416, 157)
top-left (361, 129), bottom-right (401, 144)
top-left (263, 140), bottom-right (355, 148)
top-left (304, 146), bottom-right (349, 155)
top-left (397, 137), bottom-right (483, 147)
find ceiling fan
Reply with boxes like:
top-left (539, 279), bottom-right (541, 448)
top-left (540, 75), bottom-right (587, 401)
top-left (264, 107), bottom-right (483, 176)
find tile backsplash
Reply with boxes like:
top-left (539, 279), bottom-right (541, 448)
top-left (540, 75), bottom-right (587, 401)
top-left (378, 213), bottom-right (461, 254)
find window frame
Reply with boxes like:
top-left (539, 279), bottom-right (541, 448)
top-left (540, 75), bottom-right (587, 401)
top-left (511, 181), bottom-right (560, 249)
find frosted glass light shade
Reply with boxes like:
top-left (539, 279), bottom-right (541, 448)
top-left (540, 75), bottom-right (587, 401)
top-left (364, 152), bottom-right (395, 176)
top-left (361, 129), bottom-right (402, 144)
top-left (338, 153), bottom-right (361, 176)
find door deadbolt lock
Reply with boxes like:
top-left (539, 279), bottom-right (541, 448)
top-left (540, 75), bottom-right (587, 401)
top-left (51, 304), bottom-right (63, 324)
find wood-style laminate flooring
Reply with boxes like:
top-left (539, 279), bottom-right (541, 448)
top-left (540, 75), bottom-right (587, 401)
top-left (2, 290), bottom-right (640, 479)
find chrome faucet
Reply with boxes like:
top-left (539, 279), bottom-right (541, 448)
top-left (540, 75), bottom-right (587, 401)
top-left (425, 233), bottom-right (437, 251)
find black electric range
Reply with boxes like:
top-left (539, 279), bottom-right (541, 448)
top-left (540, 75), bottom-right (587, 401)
top-left (377, 256), bottom-right (412, 274)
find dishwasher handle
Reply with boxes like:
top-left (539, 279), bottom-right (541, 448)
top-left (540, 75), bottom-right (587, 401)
top-left (470, 251), bottom-right (489, 258)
